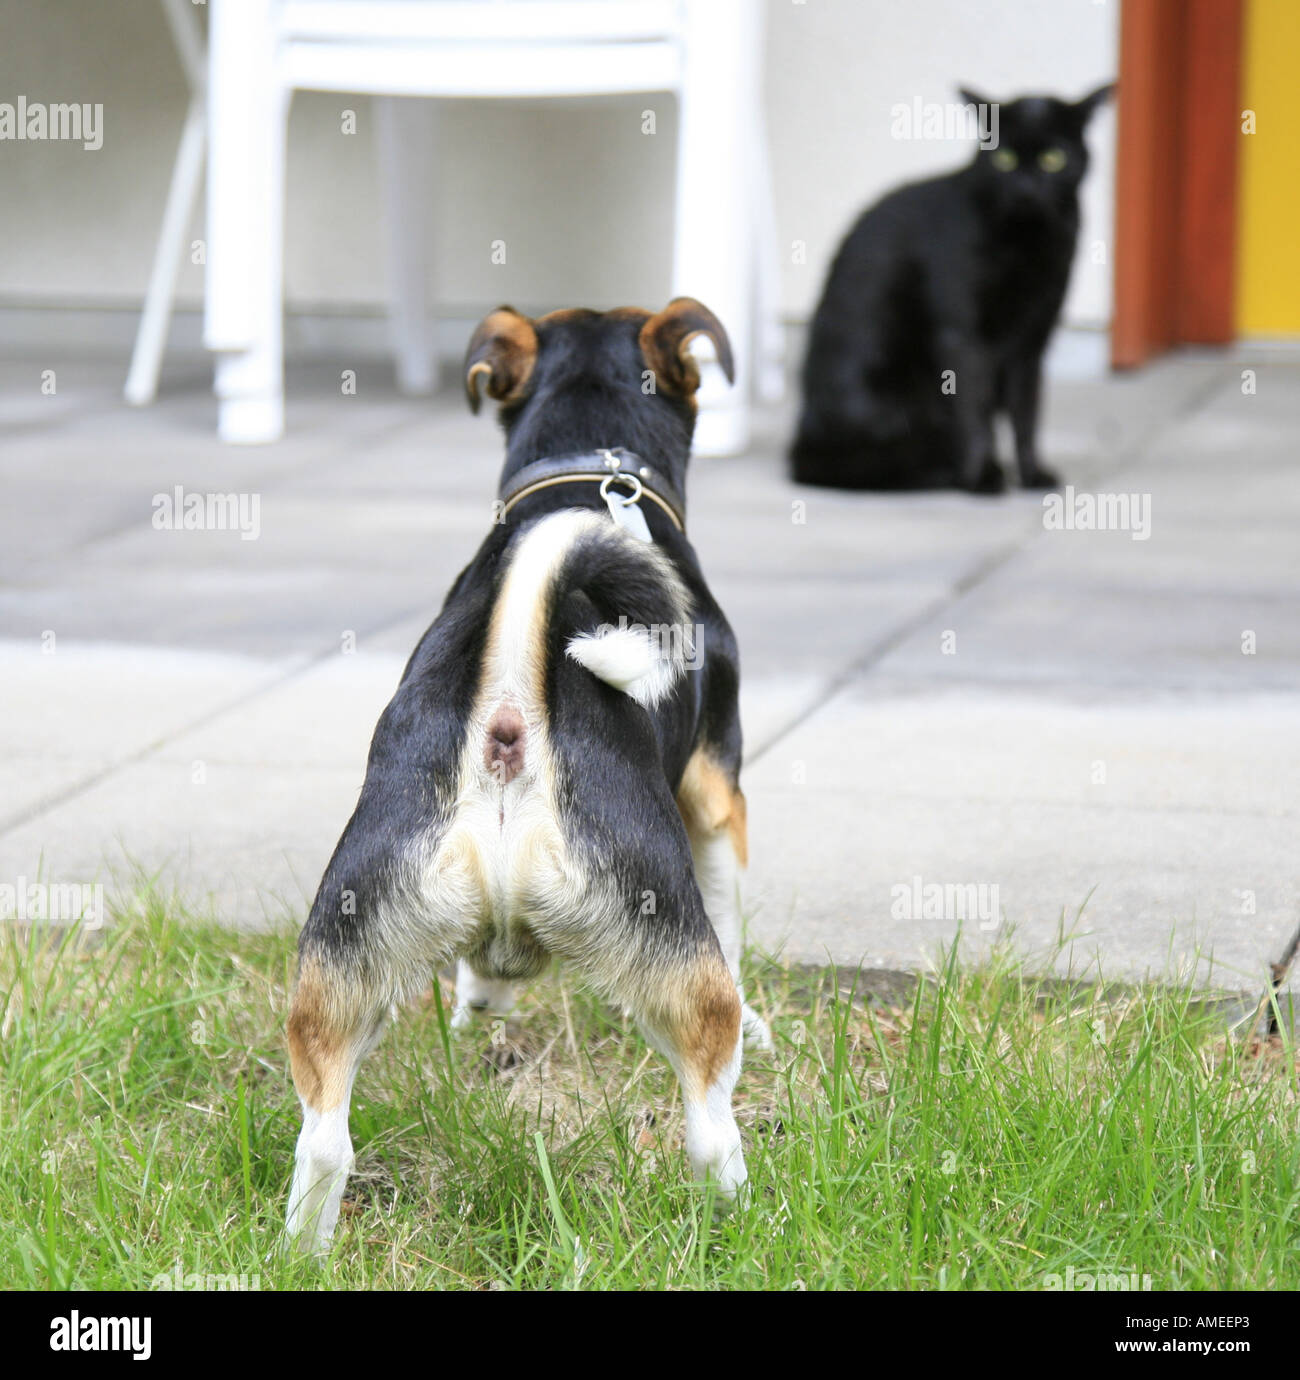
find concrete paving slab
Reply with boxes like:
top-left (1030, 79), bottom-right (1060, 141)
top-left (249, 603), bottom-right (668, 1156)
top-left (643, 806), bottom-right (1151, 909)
top-left (742, 683), bottom-right (1299, 990)
top-left (2, 349), bottom-right (1297, 1007)
top-left (0, 641), bottom-right (296, 821)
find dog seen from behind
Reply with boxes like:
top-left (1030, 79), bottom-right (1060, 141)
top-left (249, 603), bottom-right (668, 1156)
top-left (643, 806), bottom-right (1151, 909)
top-left (285, 297), bottom-right (771, 1254)
top-left (791, 83), bottom-right (1114, 494)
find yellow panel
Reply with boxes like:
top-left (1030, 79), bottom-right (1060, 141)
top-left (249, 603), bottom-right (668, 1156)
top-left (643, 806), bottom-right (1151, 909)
top-left (1236, 0), bottom-right (1300, 338)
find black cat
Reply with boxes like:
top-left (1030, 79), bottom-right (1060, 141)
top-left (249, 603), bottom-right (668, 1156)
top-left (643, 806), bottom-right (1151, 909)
top-left (790, 84), bottom-right (1113, 494)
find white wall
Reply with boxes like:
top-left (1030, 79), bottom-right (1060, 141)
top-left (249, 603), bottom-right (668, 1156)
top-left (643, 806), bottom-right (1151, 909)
top-left (0, 0), bottom-right (1116, 332)
top-left (768, 0), bottom-right (1118, 326)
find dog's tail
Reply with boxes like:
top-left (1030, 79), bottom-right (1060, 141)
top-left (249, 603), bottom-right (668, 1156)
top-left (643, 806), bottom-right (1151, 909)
top-left (491, 510), bottom-right (692, 712)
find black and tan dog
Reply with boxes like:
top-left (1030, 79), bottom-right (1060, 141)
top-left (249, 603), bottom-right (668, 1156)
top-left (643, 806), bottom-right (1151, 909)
top-left (285, 298), bottom-right (771, 1253)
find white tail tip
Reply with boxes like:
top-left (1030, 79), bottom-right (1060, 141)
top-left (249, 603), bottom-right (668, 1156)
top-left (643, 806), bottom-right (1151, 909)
top-left (566, 625), bottom-right (684, 708)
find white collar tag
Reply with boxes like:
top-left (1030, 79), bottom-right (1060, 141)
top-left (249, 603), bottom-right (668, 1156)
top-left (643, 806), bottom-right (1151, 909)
top-left (600, 474), bottom-right (654, 543)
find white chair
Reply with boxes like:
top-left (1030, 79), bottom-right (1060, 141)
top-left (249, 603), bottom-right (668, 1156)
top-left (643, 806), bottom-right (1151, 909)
top-left (129, 0), bottom-right (781, 455)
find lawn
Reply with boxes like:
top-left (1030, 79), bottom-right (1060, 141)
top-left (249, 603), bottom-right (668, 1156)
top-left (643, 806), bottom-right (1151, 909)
top-left (2, 896), bottom-right (1297, 1291)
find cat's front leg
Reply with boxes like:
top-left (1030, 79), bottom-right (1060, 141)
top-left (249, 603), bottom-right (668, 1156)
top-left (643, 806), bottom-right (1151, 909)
top-left (940, 334), bottom-right (1003, 495)
top-left (1005, 349), bottom-right (1060, 489)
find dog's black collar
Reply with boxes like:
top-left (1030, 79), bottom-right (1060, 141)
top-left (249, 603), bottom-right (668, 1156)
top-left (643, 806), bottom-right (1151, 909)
top-left (497, 448), bottom-right (686, 533)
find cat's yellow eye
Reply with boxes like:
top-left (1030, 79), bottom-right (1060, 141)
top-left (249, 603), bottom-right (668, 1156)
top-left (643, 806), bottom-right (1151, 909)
top-left (991, 148), bottom-right (1018, 172)
top-left (1038, 147), bottom-right (1068, 173)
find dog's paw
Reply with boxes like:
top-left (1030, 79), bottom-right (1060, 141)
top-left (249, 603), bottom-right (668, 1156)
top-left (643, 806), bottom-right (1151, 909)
top-left (690, 1141), bottom-right (749, 1212)
top-left (1020, 463), bottom-right (1061, 490)
top-left (742, 1004), bottom-right (773, 1053)
top-left (281, 1221), bottom-right (332, 1260)
top-left (710, 1151), bottom-right (750, 1212)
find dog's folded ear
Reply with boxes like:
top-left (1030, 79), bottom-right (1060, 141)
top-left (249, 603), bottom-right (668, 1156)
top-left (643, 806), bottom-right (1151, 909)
top-left (464, 307), bottom-right (539, 413)
top-left (639, 297), bottom-right (734, 396)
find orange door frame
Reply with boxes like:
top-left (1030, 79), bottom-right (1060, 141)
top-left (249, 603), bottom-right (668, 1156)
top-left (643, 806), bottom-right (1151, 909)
top-left (1111, 0), bottom-right (1243, 368)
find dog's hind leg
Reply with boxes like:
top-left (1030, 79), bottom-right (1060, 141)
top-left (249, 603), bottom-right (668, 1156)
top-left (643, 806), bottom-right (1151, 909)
top-left (677, 751), bottom-right (772, 1051)
top-left (635, 952), bottom-right (748, 1201)
top-left (285, 955), bottom-right (387, 1255)
top-left (535, 849), bottom-right (748, 1201)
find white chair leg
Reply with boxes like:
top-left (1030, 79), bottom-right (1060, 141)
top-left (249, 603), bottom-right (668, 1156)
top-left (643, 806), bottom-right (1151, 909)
top-left (751, 103), bottom-right (784, 406)
top-left (674, 0), bottom-right (760, 457)
top-left (205, 0), bottom-right (286, 444)
top-left (126, 0), bottom-right (208, 407)
top-left (376, 96), bottom-right (437, 396)
top-left (125, 92), bottom-right (206, 406)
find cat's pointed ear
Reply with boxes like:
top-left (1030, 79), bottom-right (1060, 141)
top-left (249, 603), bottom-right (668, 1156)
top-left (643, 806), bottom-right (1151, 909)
top-left (464, 307), bottom-right (538, 413)
top-left (957, 86), bottom-right (993, 111)
top-left (639, 297), bottom-right (734, 396)
top-left (1074, 82), bottom-right (1115, 123)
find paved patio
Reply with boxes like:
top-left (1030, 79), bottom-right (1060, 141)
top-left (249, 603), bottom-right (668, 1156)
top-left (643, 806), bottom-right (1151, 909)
top-left (3, 345), bottom-right (1297, 1004)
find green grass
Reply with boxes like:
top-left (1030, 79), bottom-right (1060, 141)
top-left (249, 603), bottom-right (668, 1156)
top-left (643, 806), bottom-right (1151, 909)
top-left (1, 896), bottom-right (1297, 1291)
